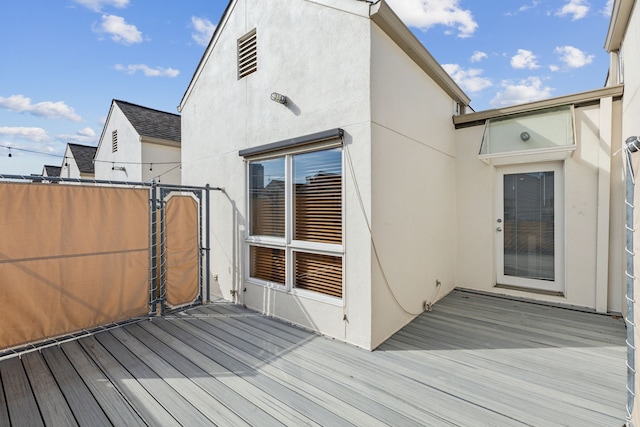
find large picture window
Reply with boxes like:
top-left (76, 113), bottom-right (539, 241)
top-left (247, 146), bottom-right (343, 299)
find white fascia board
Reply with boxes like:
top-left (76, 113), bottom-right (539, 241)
top-left (605, 0), bottom-right (634, 52)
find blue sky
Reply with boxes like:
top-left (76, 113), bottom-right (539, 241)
top-left (0, 0), bottom-right (614, 175)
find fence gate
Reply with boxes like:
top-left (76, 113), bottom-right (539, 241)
top-left (153, 184), bottom-right (211, 315)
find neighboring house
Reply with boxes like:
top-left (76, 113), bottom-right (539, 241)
top-left (60, 143), bottom-right (97, 180)
top-left (41, 165), bottom-right (61, 178)
top-left (94, 99), bottom-right (181, 184)
top-left (179, 0), bottom-right (629, 351)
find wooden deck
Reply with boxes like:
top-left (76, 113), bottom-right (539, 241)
top-left (0, 289), bottom-right (626, 426)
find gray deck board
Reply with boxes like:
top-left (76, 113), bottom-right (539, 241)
top-left (141, 320), bottom-right (320, 426)
top-left (1, 357), bottom-right (44, 427)
top-left (79, 335), bottom-right (181, 427)
top-left (95, 330), bottom-right (214, 425)
top-left (21, 352), bottom-right (77, 427)
top-left (0, 289), bottom-right (626, 426)
top-left (60, 340), bottom-right (146, 426)
top-left (123, 322), bottom-right (279, 426)
top-left (41, 346), bottom-right (111, 426)
top-left (0, 368), bottom-right (10, 427)
top-left (161, 318), bottom-right (356, 426)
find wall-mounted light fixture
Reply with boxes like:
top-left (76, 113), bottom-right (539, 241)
top-left (270, 92), bottom-right (288, 105)
top-left (520, 131), bottom-right (531, 142)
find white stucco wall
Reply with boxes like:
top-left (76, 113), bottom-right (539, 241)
top-left (60, 145), bottom-right (82, 179)
top-left (369, 24), bottom-right (458, 348)
top-left (94, 104), bottom-right (143, 182)
top-left (181, 0), bottom-right (375, 348)
top-left (455, 100), bottom-right (624, 313)
top-left (140, 142), bottom-right (181, 184)
top-left (621, 1), bottom-right (640, 144)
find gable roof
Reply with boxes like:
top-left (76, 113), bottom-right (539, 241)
top-left (178, 0), bottom-right (470, 111)
top-left (67, 143), bottom-right (97, 174)
top-left (114, 100), bottom-right (181, 143)
top-left (43, 165), bottom-right (61, 177)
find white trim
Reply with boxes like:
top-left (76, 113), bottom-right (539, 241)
top-left (244, 144), bottom-right (345, 299)
top-left (495, 162), bottom-right (565, 294)
top-left (479, 145), bottom-right (576, 166)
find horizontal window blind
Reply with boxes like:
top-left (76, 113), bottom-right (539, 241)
top-left (293, 148), bottom-right (342, 244)
top-left (249, 159), bottom-right (285, 237)
top-left (294, 252), bottom-right (342, 298)
top-left (250, 246), bottom-right (285, 284)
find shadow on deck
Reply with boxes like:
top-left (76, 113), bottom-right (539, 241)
top-left (0, 289), bottom-right (626, 426)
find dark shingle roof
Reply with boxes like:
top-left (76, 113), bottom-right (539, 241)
top-left (68, 144), bottom-right (97, 174)
top-left (114, 100), bottom-right (181, 143)
top-left (44, 165), bottom-right (61, 177)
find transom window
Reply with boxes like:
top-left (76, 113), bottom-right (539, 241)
top-left (247, 146), bottom-right (343, 299)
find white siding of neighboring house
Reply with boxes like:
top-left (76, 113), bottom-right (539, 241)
top-left (141, 142), bottom-right (181, 184)
top-left (94, 103), bottom-right (143, 182)
top-left (455, 99), bottom-right (625, 314)
top-left (369, 23), bottom-right (459, 348)
top-left (60, 145), bottom-right (82, 179)
top-left (181, 0), bottom-right (376, 348)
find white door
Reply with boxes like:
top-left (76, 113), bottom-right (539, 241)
top-left (496, 163), bottom-right (564, 293)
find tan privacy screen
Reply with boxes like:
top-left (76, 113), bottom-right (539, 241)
top-left (0, 183), bottom-right (150, 349)
top-left (165, 195), bottom-right (199, 307)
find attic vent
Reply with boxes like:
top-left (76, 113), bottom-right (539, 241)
top-left (112, 130), bottom-right (118, 153)
top-left (238, 29), bottom-right (257, 79)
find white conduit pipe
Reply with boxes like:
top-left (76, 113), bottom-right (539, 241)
top-left (625, 135), bottom-right (639, 426)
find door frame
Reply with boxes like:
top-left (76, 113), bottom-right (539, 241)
top-left (495, 162), bottom-right (565, 294)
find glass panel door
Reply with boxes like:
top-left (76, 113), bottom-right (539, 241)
top-left (496, 163), bottom-right (564, 293)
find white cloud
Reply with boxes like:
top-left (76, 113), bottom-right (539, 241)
top-left (191, 17), bottom-right (216, 47)
top-left (0, 95), bottom-right (82, 122)
top-left (511, 49), bottom-right (539, 69)
top-left (549, 64), bottom-right (560, 72)
top-left (490, 77), bottom-right (554, 107)
top-left (97, 14), bottom-right (142, 45)
top-left (58, 127), bottom-right (97, 143)
top-left (442, 64), bottom-right (492, 93)
top-left (602, 0), bottom-right (614, 16)
top-left (470, 51), bottom-right (487, 63)
top-left (386, 0), bottom-right (478, 38)
top-left (73, 0), bottom-right (129, 12)
top-left (555, 45), bottom-right (594, 68)
top-left (0, 127), bottom-right (49, 143)
top-left (556, 0), bottom-right (590, 20)
top-left (505, 1), bottom-right (541, 16)
top-left (77, 127), bottom-right (96, 138)
top-left (115, 64), bottom-right (180, 77)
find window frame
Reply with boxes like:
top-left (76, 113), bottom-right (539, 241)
top-left (244, 142), bottom-right (344, 304)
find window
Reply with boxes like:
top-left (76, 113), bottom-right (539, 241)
top-left (112, 130), bottom-right (118, 153)
top-left (238, 29), bottom-right (257, 79)
top-left (247, 146), bottom-right (343, 299)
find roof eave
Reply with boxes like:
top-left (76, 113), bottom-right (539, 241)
top-left (369, 1), bottom-right (471, 107)
top-left (605, 0), bottom-right (634, 52)
top-left (453, 84), bottom-right (624, 128)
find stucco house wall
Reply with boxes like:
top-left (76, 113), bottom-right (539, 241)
top-left (180, 0), bottom-right (376, 348)
top-left (94, 101), bottom-right (181, 184)
top-left (455, 94), bottom-right (624, 314)
top-left (369, 22), bottom-right (459, 348)
top-left (95, 103), bottom-right (144, 182)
